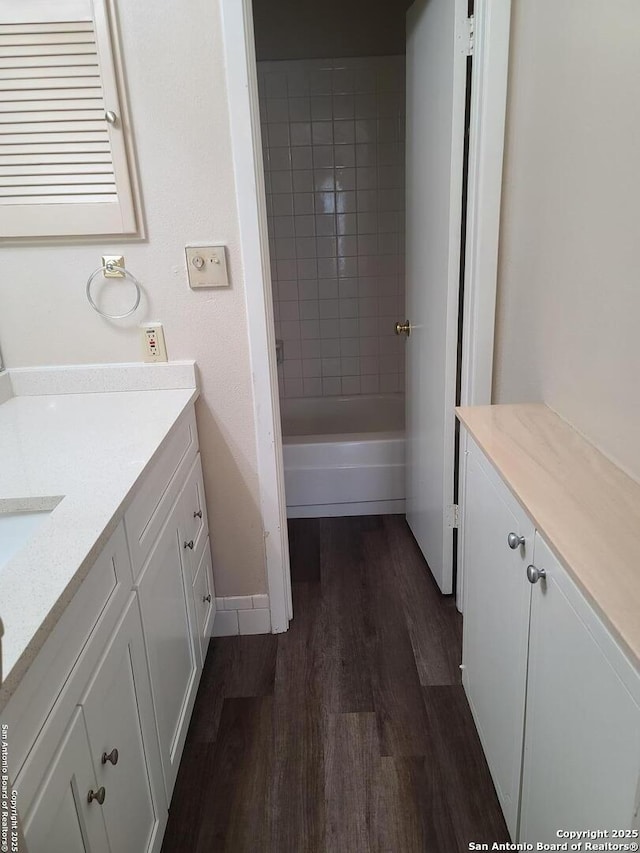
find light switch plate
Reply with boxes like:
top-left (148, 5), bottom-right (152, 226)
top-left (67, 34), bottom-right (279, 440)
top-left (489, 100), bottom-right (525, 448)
top-left (185, 245), bottom-right (230, 288)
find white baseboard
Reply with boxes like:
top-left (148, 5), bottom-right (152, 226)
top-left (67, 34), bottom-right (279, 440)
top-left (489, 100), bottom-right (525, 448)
top-left (212, 594), bottom-right (271, 636)
top-left (287, 499), bottom-right (406, 518)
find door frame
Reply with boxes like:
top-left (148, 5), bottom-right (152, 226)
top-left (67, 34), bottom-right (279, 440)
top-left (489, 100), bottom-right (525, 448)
top-left (219, 0), bottom-right (292, 632)
top-left (218, 0), bottom-right (512, 624)
top-left (461, 0), bottom-right (512, 408)
top-left (457, 0), bottom-right (512, 609)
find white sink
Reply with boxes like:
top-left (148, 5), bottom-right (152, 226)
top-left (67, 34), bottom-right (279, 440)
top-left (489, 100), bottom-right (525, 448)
top-left (0, 510), bottom-right (53, 571)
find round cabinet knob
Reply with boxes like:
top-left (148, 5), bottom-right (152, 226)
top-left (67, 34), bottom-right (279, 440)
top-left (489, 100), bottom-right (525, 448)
top-left (104, 110), bottom-right (118, 125)
top-left (507, 532), bottom-right (526, 550)
top-left (88, 787), bottom-right (106, 805)
top-left (101, 748), bottom-right (119, 766)
top-left (526, 564), bottom-right (546, 585)
top-left (394, 320), bottom-right (411, 337)
top-left (203, 594), bottom-right (212, 603)
top-left (193, 510), bottom-right (203, 519)
top-left (184, 540), bottom-right (194, 550)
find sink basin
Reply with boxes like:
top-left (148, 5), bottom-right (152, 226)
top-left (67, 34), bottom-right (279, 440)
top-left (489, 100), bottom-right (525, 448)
top-left (0, 510), bottom-right (53, 571)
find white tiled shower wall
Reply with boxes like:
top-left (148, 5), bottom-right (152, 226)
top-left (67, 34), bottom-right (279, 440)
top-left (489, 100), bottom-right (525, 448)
top-left (257, 57), bottom-right (406, 398)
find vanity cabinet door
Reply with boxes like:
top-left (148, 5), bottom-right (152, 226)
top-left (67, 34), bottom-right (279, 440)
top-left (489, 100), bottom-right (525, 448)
top-left (23, 708), bottom-right (110, 853)
top-left (461, 439), bottom-right (534, 838)
top-left (81, 594), bottom-right (167, 853)
top-left (136, 490), bottom-right (200, 800)
top-left (519, 533), bottom-right (640, 843)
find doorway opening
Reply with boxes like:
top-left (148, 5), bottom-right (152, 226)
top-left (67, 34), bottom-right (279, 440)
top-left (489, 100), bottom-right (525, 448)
top-left (219, 0), bottom-right (510, 628)
top-left (251, 5), bottom-right (412, 522)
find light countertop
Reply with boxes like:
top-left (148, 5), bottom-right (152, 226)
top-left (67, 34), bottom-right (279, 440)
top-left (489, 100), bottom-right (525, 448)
top-left (0, 385), bottom-right (198, 706)
top-left (456, 404), bottom-right (640, 668)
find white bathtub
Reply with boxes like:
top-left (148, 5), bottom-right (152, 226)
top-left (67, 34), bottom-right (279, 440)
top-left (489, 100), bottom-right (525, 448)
top-left (281, 394), bottom-right (406, 518)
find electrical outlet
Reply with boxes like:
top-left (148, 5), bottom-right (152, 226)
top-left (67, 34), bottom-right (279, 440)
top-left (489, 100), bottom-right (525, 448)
top-left (140, 323), bottom-right (168, 363)
top-left (185, 245), bottom-right (230, 288)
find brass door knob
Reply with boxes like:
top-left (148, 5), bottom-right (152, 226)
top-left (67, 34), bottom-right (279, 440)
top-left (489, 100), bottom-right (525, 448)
top-left (395, 320), bottom-right (411, 336)
top-left (88, 787), bottom-right (106, 805)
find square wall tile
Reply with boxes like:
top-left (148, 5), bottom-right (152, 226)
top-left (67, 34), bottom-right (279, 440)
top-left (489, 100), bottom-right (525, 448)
top-left (238, 608), bottom-right (272, 635)
top-left (213, 610), bottom-right (239, 637)
top-left (259, 55), bottom-right (406, 402)
top-left (322, 377), bottom-right (342, 396)
top-left (304, 377), bottom-right (323, 396)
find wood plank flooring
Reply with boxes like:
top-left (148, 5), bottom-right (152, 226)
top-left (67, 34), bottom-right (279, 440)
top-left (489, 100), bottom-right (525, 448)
top-left (161, 515), bottom-right (508, 853)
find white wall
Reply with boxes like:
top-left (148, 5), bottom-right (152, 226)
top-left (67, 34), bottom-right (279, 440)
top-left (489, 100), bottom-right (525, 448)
top-left (0, 0), bottom-right (268, 596)
top-left (494, 0), bottom-right (640, 482)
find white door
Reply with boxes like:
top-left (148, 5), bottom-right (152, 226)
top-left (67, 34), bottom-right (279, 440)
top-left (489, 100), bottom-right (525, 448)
top-left (520, 533), bottom-right (640, 843)
top-left (405, 0), bottom-right (469, 592)
top-left (461, 440), bottom-right (534, 838)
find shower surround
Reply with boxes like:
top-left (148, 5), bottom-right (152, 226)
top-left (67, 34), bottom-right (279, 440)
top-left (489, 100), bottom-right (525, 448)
top-left (257, 56), bottom-right (406, 399)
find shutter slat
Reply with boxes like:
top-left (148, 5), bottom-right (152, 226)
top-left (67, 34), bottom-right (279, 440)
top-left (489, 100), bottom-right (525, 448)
top-left (1, 140), bottom-right (109, 154)
top-left (0, 184), bottom-right (116, 196)
top-left (0, 108), bottom-right (103, 122)
top-left (0, 44), bottom-right (96, 59)
top-left (0, 31), bottom-right (96, 46)
top-left (0, 53), bottom-right (99, 68)
top-left (0, 76), bottom-right (100, 92)
top-left (0, 65), bottom-right (98, 80)
top-left (1, 193), bottom-right (118, 204)
top-left (0, 130), bottom-right (108, 144)
top-left (0, 172), bottom-right (114, 186)
top-left (0, 119), bottom-right (105, 133)
top-left (0, 161), bottom-right (112, 175)
top-left (0, 23), bottom-right (94, 36)
top-left (0, 153), bottom-right (113, 168)
top-left (0, 98), bottom-right (103, 112)
top-left (0, 87), bottom-right (102, 102)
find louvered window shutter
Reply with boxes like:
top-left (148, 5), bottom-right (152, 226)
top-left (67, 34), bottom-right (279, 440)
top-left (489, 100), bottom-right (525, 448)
top-left (0, 0), bottom-right (139, 239)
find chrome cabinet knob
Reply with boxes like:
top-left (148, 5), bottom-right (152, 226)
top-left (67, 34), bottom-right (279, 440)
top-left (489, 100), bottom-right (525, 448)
top-left (203, 594), bottom-right (212, 603)
top-left (395, 320), bottom-right (411, 337)
top-left (193, 510), bottom-right (203, 519)
top-left (88, 787), bottom-right (106, 805)
top-left (507, 532), bottom-right (525, 550)
top-left (184, 540), bottom-right (194, 550)
top-left (526, 564), bottom-right (546, 584)
top-left (101, 748), bottom-right (119, 766)
top-left (104, 110), bottom-right (118, 125)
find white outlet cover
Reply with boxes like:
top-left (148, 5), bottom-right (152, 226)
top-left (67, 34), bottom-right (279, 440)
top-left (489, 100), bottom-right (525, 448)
top-left (185, 245), bottom-right (230, 288)
top-left (140, 323), bottom-right (168, 362)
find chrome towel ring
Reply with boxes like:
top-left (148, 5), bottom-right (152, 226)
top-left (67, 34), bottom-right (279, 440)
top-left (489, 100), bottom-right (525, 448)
top-left (86, 261), bottom-right (141, 320)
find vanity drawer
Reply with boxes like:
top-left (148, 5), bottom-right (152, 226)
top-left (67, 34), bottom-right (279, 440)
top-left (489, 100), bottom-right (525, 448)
top-left (125, 407), bottom-right (198, 580)
top-left (2, 522), bottom-right (132, 787)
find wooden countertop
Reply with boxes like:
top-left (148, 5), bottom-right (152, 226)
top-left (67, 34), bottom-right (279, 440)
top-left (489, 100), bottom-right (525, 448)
top-left (456, 404), bottom-right (640, 668)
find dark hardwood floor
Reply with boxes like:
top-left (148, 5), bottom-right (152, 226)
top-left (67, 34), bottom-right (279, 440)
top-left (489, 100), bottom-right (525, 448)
top-left (161, 515), bottom-right (508, 852)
